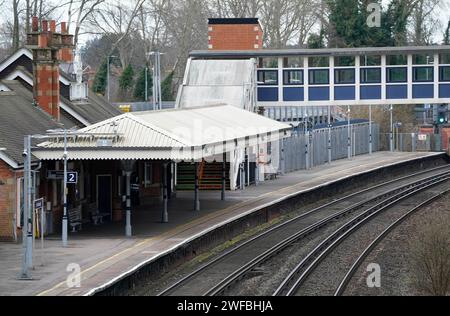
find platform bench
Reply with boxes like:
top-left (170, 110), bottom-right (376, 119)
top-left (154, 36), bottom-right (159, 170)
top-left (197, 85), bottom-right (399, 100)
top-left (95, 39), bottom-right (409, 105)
top-left (68, 205), bottom-right (85, 232)
top-left (85, 203), bottom-right (110, 225)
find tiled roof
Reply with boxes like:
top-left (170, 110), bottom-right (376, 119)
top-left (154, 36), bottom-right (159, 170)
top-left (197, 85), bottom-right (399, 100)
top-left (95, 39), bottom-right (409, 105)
top-left (0, 80), bottom-right (62, 165)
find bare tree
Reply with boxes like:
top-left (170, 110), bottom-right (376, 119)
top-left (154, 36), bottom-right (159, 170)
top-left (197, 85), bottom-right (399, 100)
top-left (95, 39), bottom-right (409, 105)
top-left (260, 0), bottom-right (314, 48)
top-left (66, 0), bottom-right (105, 46)
top-left (210, 0), bottom-right (262, 18)
top-left (86, 0), bottom-right (146, 67)
top-left (12, 0), bottom-right (20, 51)
top-left (410, 0), bottom-right (443, 45)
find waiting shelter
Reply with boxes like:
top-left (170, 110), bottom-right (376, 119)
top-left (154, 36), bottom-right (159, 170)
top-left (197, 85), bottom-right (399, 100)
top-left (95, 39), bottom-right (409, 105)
top-left (33, 104), bottom-right (291, 236)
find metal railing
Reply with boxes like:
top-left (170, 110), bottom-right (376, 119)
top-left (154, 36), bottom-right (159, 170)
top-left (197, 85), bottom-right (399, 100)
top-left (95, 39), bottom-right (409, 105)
top-left (281, 123), bottom-right (380, 173)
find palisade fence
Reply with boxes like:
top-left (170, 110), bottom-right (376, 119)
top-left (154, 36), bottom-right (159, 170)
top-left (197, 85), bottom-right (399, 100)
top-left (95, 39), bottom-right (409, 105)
top-left (280, 123), bottom-right (380, 173)
top-left (379, 133), bottom-right (443, 152)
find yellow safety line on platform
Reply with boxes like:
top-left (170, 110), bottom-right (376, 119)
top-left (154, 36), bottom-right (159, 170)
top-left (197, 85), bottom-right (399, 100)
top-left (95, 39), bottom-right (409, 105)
top-left (35, 155), bottom-right (414, 296)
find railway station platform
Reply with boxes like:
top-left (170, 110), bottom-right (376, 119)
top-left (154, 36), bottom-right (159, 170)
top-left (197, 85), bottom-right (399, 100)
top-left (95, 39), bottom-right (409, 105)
top-left (0, 151), bottom-right (445, 296)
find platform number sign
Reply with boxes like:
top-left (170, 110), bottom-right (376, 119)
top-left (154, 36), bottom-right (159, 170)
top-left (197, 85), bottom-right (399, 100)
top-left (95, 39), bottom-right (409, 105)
top-left (67, 172), bottom-right (78, 184)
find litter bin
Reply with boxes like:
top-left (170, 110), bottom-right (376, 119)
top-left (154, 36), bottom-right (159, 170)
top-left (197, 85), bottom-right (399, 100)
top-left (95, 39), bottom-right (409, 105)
top-left (45, 211), bottom-right (53, 235)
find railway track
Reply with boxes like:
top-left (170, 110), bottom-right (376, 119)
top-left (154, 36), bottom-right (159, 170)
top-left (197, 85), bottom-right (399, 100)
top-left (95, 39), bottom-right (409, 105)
top-left (158, 165), bottom-right (450, 296)
top-left (273, 174), bottom-right (450, 296)
top-left (333, 188), bottom-right (450, 296)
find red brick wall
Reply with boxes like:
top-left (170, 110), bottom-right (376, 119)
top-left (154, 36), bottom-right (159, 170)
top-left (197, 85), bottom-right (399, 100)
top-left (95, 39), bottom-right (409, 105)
top-left (0, 160), bottom-right (16, 241)
top-left (208, 23), bottom-right (263, 50)
top-left (441, 126), bottom-right (450, 151)
top-left (27, 17), bottom-right (74, 121)
top-left (419, 126), bottom-right (434, 134)
top-left (35, 64), bottom-right (60, 120)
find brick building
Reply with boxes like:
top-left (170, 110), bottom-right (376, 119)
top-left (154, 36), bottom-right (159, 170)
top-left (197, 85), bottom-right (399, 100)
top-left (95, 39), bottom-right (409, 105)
top-left (0, 17), bottom-right (121, 241)
top-left (208, 18), bottom-right (263, 51)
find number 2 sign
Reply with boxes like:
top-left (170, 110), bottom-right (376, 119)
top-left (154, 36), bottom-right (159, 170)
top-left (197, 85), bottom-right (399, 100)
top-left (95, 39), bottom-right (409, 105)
top-left (67, 172), bottom-right (78, 184)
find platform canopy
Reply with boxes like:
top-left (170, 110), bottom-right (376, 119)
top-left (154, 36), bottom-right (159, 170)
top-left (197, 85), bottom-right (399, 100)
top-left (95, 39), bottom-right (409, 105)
top-left (34, 105), bottom-right (292, 161)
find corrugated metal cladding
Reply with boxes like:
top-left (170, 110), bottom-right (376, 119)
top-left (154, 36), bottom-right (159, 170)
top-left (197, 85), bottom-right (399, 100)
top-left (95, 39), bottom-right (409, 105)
top-left (34, 105), bottom-right (292, 161)
top-left (179, 59), bottom-right (255, 108)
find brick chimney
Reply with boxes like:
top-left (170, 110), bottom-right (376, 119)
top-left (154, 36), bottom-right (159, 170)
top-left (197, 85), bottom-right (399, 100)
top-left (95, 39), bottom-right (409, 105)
top-left (27, 17), bottom-right (75, 121)
top-left (208, 18), bottom-right (263, 51)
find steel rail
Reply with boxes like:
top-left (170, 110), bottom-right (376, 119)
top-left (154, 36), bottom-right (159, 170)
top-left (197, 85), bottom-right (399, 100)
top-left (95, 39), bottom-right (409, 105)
top-left (158, 165), bottom-right (450, 296)
top-left (273, 175), bottom-right (450, 296)
top-left (333, 188), bottom-right (450, 296)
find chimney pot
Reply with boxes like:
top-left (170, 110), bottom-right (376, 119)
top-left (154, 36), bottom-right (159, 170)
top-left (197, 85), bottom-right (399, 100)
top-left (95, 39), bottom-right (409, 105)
top-left (42, 20), bottom-right (48, 33)
top-left (32, 17), bottom-right (39, 32)
top-left (50, 20), bottom-right (56, 33)
top-left (61, 22), bottom-right (67, 34)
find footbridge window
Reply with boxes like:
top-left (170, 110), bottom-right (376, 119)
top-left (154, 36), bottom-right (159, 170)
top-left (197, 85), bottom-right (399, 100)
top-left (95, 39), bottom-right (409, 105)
top-left (283, 70), bottom-right (303, 85)
top-left (257, 70), bottom-right (278, 85)
top-left (413, 67), bottom-right (433, 82)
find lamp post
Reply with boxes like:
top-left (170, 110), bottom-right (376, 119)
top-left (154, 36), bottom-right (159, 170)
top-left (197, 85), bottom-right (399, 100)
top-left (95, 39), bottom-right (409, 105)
top-left (347, 105), bottom-right (351, 159)
top-left (390, 105), bottom-right (394, 152)
top-left (20, 136), bottom-right (33, 279)
top-left (107, 55), bottom-right (118, 102)
top-left (145, 66), bottom-right (148, 102)
top-left (148, 52), bottom-right (165, 110)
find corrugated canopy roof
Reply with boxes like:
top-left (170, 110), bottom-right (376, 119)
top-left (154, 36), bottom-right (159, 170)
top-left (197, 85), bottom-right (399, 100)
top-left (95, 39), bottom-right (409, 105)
top-left (34, 105), bottom-right (291, 161)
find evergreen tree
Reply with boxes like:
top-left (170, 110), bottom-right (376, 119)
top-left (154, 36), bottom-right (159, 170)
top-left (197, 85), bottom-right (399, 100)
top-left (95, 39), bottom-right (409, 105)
top-left (307, 29), bottom-right (325, 49)
top-left (92, 58), bottom-right (108, 95)
top-left (327, 0), bottom-right (385, 47)
top-left (384, 0), bottom-right (410, 46)
top-left (161, 71), bottom-right (175, 101)
top-left (134, 66), bottom-right (153, 101)
top-left (444, 20), bottom-right (450, 45)
top-left (119, 64), bottom-right (135, 92)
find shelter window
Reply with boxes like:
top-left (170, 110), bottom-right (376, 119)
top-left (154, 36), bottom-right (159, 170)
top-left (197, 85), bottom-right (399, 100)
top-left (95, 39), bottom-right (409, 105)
top-left (283, 70), bottom-right (304, 85)
top-left (387, 67), bottom-right (407, 82)
top-left (361, 68), bottom-right (381, 83)
top-left (335, 69), bottom-right (355, 84)
top-left (413, 67), bottom-right (433, 82)
top-left (309, 69), bottom-right (329, 85)
top-left (258, 70), bottom-right (279, 85)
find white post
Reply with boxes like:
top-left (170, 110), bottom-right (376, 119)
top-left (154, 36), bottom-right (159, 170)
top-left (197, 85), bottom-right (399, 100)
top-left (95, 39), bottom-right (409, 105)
top-left (355, 56), bottom-right (361, 101)
top-left (407, 54), bottom-right (413, 100)
top-left (328, 105), bottom-right (332, 163)
top-left (434, 53), bottom-right (439, 99)
top-left (62, 130), bottom-right (68, 247)
top-left (125, 171), bottom-right (132, 237)
top-left (162, 163), bottom-right (168, 223)
top-left (194, 162), bottom-right (200, 211)
top-left (221, 152), bottom-right (226, 200)
top-left (390, 105), bottom-right (394, 152)
top-left (305, 109), bottom-right (309, 170)
top-left (369, 104), bottom-right (373, 155)
top-left (329, 56), bottom-right (335, 101)
top-left (145, 67), bottom-right (148, 102)
top-left (20, 136), bottom-right (32, 279)
top-left (107, 56), bottom-right (110, 102)
top-left (381, 55), bottom-right (387, 100)
top-left (348, 105), bottom-right (351, 159)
